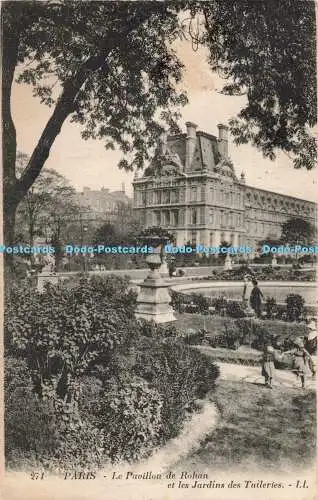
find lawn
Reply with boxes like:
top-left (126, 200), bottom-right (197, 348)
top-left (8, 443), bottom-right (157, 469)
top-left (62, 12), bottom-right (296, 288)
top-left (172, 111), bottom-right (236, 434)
top-left (172, 313), bottom-right (227, 334)
top-left (193, 345), bottom-right (262, 366)
top-left (173, 380), bottom-right (316, 473)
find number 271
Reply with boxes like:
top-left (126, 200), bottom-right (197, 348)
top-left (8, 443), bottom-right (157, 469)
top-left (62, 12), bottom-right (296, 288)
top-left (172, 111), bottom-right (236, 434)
top-left (30, 472), bottom-right (44, 480)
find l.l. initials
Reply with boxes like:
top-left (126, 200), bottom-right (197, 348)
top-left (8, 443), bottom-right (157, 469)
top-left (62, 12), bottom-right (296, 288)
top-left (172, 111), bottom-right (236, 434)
top-left (296, 480), bottom-right (309, 488)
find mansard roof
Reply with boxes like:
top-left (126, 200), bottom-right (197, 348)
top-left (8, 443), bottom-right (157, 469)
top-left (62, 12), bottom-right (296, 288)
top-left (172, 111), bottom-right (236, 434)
top-left (142, 124), bottom-right (239, 180)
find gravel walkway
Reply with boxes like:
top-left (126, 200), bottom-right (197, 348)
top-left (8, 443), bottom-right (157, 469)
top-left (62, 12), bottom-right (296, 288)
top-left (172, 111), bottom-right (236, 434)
top-left (217, 359), bottom-right (317, 390)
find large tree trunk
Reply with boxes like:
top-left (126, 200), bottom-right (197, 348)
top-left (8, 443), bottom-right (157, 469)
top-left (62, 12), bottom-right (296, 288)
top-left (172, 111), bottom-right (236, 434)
top-left (2, 25), bottom-right (20, 274)
top-left (3, 202), bottom-right (18, 282)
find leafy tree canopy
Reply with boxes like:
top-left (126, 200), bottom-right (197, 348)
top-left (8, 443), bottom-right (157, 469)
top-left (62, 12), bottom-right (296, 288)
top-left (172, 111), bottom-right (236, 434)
top-left (281, 217), bottom-right (317, 245)
top-left (93, 223), bottom-right (119, 247)
top-left (201, 0), bottom-right (316, 169)
top-left (15, 152), bottom-right (79, 246)
top-left (137, 226), bottom-right (176, 247)
top-left (257, 237), bottom-right (283, 249)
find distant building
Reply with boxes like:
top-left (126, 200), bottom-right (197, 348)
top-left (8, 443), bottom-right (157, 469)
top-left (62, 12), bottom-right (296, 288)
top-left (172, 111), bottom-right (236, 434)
top-left (133, 122), bottom-right (316, 248)
top-left (76, 184), bottom-right (132, 221)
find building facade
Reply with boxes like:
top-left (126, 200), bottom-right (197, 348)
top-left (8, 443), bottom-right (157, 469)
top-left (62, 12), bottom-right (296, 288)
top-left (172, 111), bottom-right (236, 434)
top-left (76, 185), bottom-right (132, 222)
top-left (133, 122), bottom-right (316, 248)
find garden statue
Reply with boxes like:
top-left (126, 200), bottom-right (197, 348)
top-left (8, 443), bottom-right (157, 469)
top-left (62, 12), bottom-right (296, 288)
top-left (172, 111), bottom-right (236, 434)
top-left (159, 255), bottom-right (169, 277)
top-left (40, 254), bottom-right (55, 274)
top-left (36, 254), bottom-right (58, 292)
top-left (272, 255), bottom-right (278, 267)
top-left (224, 254), bottom-right (232, 270)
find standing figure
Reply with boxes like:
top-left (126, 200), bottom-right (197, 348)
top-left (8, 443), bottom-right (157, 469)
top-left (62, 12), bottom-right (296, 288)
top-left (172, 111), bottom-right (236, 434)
top-left (261, 345), bottom-right (279, 388)
top-left (250, 279), bottom-right (264, 318)
top-left (285, 338), bottom-right (315, 388)
top-left (168, 257), bottom-right (177, 278)
top-left (304, 320), bottom-right (317, 357)
top-left (242, 275), bottom-right (253, 308)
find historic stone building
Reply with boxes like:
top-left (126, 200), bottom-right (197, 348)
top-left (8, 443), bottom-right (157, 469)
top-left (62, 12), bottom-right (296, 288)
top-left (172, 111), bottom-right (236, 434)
top-left (132, 122), bottom-right (316, 248)
top-left (76, 185), bottom-right (132, 222)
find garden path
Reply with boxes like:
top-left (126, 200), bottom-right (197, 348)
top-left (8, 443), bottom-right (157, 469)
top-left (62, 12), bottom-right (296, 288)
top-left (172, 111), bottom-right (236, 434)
top-left (217, 360), bottom-right (317, 390)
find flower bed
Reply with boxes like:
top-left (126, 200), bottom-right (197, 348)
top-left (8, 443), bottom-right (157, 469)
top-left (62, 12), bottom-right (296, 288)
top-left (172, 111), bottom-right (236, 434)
top-left (173, 313), bottom-right (315, 362)
top-left (187, 265), bottom-right (316, 282)
top-left (170, 289), bottom-right (316, 321)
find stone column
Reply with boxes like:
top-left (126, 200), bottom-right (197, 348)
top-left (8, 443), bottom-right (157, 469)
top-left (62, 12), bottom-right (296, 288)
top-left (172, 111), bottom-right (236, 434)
top-left (214, 230), bottom-right (221, 247)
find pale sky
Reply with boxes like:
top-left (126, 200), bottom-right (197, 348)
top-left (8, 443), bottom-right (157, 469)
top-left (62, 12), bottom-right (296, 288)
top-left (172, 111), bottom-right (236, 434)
top-left (12, 39), bottom-right (318, 202)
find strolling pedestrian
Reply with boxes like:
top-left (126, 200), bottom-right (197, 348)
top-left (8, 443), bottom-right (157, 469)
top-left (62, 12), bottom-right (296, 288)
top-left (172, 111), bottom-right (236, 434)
top-left (242, 274), bottom-right (253, 308)
top-left (250, 279), bottom-right (264, 317)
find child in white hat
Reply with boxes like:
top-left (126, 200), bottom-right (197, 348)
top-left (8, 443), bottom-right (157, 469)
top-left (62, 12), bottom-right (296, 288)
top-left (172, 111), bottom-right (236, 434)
top-left (285, 338), bottom-right (315, 388)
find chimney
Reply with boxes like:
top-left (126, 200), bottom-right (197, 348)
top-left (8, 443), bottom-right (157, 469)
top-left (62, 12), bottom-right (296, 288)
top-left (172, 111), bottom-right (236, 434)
top-left (240, 171), bottom-right (246, 184)
top-left (121, 182), bottom-right (125, 193)
top-left (217, 123), bottom-right (229, 158)
top-left (185, 121), bottom-right (197, 170)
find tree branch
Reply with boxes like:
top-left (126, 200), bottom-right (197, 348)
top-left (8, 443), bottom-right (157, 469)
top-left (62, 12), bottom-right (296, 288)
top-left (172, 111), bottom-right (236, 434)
top-left (17, 8), bottom-right (154, 200)
top-left (18, 51), bottom-right (111, 197)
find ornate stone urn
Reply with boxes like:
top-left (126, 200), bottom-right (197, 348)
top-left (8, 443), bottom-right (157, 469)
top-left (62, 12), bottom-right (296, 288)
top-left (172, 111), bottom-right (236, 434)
top-left (135, 229), bottom-right (176, 323)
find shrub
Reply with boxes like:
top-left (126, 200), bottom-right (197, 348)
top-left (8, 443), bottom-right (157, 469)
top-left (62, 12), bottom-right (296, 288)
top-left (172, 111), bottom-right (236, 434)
top-left (265, 297), bottom-right (278, 319)
top-left (5, 276), bottom-right (221, 470)
top-left (226, 300), bottom-right (246, 318)
top-left (212, 296), bottom-right (228, 314)
top-left (5, 357), bottom-right (57, 469)
top-left (184, 329), bottom-right (206, 345)
top-left (189, 293), bottom-right (211, 313)
top-left (170, 290), bottom-right (211, 314)
top-left (207, 320), bottom-right (244, 349)
top-left (286, 293), bottom-right (305, 321)
top-left (170, 290), bottom-right (188, 312)
top-left (137, 319), bottom-right (180, 339)
top-left (133, 336), bottom-right (219, 439)
top-left (5, 357), bottom-right (104, 471)
top-left (5, 276), bottom-right (139, 402)
top-left (81, 377), bottom-right (163, 463)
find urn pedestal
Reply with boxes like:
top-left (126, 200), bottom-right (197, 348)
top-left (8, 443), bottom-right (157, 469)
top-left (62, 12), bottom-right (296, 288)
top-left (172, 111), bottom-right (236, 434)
top-left (135, 252), bottom-right (176, 323)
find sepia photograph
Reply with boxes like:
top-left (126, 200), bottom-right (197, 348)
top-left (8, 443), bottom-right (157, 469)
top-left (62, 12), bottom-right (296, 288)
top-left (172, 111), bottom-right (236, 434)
top-left (1, 1), bottom-right (317, 499)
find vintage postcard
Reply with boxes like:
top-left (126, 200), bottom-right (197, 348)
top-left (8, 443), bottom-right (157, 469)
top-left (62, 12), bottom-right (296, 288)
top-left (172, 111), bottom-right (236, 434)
top-left (1, 1), bottom-right (317, 499)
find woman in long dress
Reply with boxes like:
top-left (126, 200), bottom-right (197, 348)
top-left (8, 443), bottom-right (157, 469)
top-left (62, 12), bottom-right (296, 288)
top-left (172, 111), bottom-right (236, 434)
top-left (250, 279), bottom-right (264, 317)
top-left (242, 275), bottom-right (253, 308)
